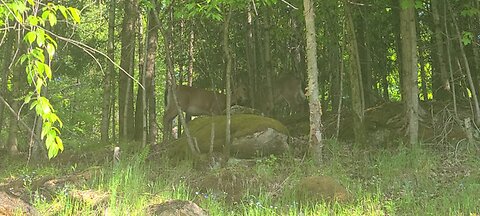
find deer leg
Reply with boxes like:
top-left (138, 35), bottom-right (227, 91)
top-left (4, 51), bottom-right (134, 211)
top-left (163, 106), bottom-right (178, 141)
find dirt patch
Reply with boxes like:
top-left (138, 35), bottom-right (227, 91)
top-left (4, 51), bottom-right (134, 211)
top-left (0, 191), bottom-right (39, 216)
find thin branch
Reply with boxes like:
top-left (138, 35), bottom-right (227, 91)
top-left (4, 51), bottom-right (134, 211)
top-left (251, 0), bottom-right (258, 15)
top-left (0, 95), bottom-right (36, 138)
top-left (281, 0), bottom-right (298, 10)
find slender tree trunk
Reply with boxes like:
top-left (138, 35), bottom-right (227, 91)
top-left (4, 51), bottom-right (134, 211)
top-left (304, 0), bottom-right (323, 164)
top-left (223, 8), bottom-right (233, 165)
top-left (356, 8), bottom-right (372, 107)
top-left (246, 5), bottom-right (256, 108)
top-left (0, 31), bottom-right (14, 138)
top-left (101, 0), bottom-right (115, 144)
top-left (400, 0), bottom-right (419, 146)
top-left (188, 24), bottom-right (195, 86)
top-left (431, 0), bottom-right (450, 100)
top-left (7, 57), bottom-right (22, 155)
top-left (118, 0), bottom-right (138, 142)
top-left (443, 5), bottom-right (457, 116)
top-left (344, 0), bottom-right (366, 146)
top-left (145, 10), bottom-right (159, 145)
top-left (450, 5), bottom-right (480, 124)
top-left (263, 11), bottom-right (275, 116)
top-left (135, 14), bottom-right (146, 142)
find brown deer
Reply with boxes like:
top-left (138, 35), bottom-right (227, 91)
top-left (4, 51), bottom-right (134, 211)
top-left (163, 85), bottom-right (247, 140)
top-left (251, 75), bottom-right (307, 115)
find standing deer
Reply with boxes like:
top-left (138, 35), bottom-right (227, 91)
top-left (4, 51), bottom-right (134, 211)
top-left (163, 85), bottom-right (247, 140)
top-left (252, 75), bottom-right (307, 115)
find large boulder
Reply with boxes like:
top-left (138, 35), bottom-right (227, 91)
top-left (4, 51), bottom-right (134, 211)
top-left (170, 114), bottom-right (290, 159)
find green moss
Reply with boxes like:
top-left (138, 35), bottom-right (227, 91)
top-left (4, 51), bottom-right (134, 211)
top-left (170, 114), bottom-right (289, 157)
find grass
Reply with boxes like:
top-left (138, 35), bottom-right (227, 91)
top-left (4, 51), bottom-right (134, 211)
top-left (1, 139), bottom-right (479, 215)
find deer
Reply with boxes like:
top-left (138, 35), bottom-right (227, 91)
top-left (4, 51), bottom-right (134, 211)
top-left (163, 84), bottom-right (247, 140)
top-left (250, 75), bottom-right (307, 116)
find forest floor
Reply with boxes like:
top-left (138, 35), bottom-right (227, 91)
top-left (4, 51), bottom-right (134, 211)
top-left (1, 137), bottom-right (479, 215)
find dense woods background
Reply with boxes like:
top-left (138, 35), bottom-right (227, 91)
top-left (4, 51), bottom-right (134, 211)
top-left (0, 0), bottom-right (479, 159)
top-left (1, 1), bottom-right (480, 215)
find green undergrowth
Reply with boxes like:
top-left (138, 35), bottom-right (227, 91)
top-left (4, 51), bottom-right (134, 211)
top-left (1, 140), bottom-right (479, 215)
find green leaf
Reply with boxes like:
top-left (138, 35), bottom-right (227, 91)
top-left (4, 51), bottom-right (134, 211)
top-left (24, 31), bottom-right (36, 45)
top-left (31, 48), bottom-right (45, 62)
top-left (46, 43), bottom-right (55, 60)
top-left (30, 100), bottom-right (38, 110)
top-left (36, 28), bottom-right (45, 47)
top-left (414, 0), bottom-right (423, 9)
top-left (68, 7), bottom-right (81, 23)
top-left (41, 121), bottom-right (52, 139)
top-left (46, 132), bottom-right (54, 148)
top-left (27, 0), bottom-right (35, 6)
top-left (27, 15), bottom-right (38, 26)
top-left (36, 77), bottom-right (44, 95)
top-left (58, 6), bottom-right (68, 19)
top-left (48, 12), bottom-right (57, 26)
top-left (47, 147), bottom-right (56, 159)
top-left (36, 61), bottom-right (45, 77)
top-left (44, 64), bottom-right (52, 79)
top-left (42, 10), bottom-right (50, 21)
top-left (24, 94), bottom-right (32, 104)
top-left (462, 31), bottom-right (473, 46)
top-left (55, 136), bottom-right (64, 151)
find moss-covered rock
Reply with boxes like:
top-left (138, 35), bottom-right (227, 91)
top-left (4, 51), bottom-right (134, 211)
top-left (170, 114), bottom-right (290, 159)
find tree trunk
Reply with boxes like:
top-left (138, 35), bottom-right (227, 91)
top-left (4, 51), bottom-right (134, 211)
top-left (246, 5), bottom-right (256, 108)
top-left (188, 24), bottom-right (195, 86)
top-left (0, 31), bottom-right (14, 139)
top-left (431, 0), bottom-right (450, 100)
top-left (7, 58), bottom-right (22, 155)
top-left (303, 0), bottom-right (323, 164)
top-left (263, 11), bottom-right (275, 116)
top-left (223, 8), bottom-right (232, 165)
top-left (118, 0), bottom-right (138, 142)
top-left (400, 0), bottom-right (419, 146)
top-left (344, 0), bottom-right (366, 146)
top-left (145, 9), bottom-right (159, 145)
top-left (135, 14), bottom-right (146, 142)
top-left (450, 4), bottom-right (480, 124)
top-left (101, 0), bottom-right (115, 144)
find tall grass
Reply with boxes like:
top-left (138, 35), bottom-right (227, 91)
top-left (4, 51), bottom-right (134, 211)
top-left (1, 139), bottom-right (478, 215)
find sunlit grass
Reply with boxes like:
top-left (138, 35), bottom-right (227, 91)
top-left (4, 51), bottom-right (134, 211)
top-left (2, 139), bottom-right (478, 215)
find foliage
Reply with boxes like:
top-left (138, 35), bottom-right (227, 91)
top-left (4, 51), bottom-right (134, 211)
top-left (1, 1), bottom-right (80, 158)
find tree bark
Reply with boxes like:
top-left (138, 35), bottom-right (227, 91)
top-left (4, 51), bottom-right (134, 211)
top-left (399, 0), bottom-right (419, 146)
top-left (145, 9), bottom-right (159, 145)
top-left (0, 31), bottom-right (14, 138)
top-left (431, 0), bottom-right (450, 100)
top-left (7, 55), bottom-right (22, 155)
top-left (101, 0), bottom-right (115, 144)
top-left (303, 0), bottom-right (323, 164)
top-left (135, 14), bottom-right (146, 142)
top-left (118, 0), bottom-right (138, 142)
top-left (246, 5), bottom-right (256, 108)
top-left (223, 8), bottom-right (232, 165)
top-left (450, 4), bottom-right (480, 124)
top-left (344, 0), bottom-right (366, 146)
top-left (263, 10), bottom-right (275, 116)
